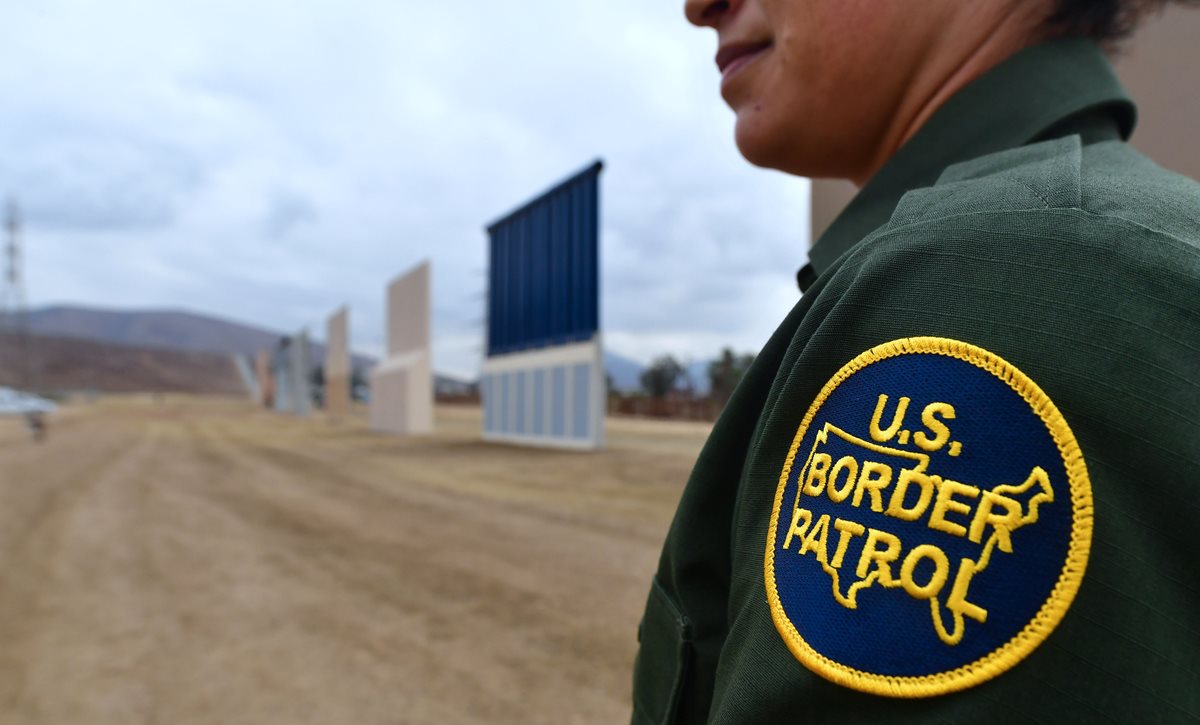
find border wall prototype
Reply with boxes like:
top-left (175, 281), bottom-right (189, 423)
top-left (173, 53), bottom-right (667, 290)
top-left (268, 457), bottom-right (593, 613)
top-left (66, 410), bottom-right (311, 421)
top-left (481, 160), bottom-right (605, 450)
top-left (325, 306), bottom-right (351, 416)
top-left (234, 353), bottom-right (260, 402)
top-left (369, 261), bottom-right (433, 435)
top-left (271, 331), bottom-right (312, 416)
top-left (255, 348), bottom-right (274, 407)
top-left (271, 342), bottom-right (291, 413)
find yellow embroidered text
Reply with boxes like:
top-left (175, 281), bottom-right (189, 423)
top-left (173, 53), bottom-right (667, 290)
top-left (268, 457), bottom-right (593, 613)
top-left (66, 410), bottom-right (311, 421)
top-left (780, 421), bottom-right (1053, 646)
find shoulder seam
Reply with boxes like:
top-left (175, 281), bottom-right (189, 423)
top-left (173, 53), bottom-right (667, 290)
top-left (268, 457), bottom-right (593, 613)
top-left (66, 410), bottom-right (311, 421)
top-left (1016, 181), bottom-right (1054, 210)
top-left (859, 206), bottom-right (1200, 258)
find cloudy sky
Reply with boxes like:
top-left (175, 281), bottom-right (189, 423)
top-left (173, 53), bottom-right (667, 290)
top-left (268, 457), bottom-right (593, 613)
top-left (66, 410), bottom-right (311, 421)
top-left (2, 0), bottom-right (811, 377)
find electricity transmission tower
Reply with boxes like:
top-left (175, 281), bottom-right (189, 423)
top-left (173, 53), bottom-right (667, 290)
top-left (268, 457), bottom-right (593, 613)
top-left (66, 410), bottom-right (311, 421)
top-left (1, 199), bottom-right (31, 389)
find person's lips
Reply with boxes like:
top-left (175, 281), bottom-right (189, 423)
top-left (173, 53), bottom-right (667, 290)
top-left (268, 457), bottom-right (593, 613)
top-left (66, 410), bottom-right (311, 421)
top-left (715, 40), bottom-right (772, 81)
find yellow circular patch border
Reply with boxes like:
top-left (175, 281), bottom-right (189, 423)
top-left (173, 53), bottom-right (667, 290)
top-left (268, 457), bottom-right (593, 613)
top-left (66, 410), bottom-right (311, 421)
top-left (764, 336), bottom-right (1093, 698)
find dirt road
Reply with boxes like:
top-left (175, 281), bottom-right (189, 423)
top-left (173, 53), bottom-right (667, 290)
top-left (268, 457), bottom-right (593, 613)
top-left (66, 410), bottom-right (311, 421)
top-left (0, 397), bottom-right (709, 724)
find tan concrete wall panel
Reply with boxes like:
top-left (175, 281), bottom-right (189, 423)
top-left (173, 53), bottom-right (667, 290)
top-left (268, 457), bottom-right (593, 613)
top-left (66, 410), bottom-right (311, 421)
top-left (255, 349), bottom-right (274, 408)
top-left (326, 375), bottom-right (351, 416)
top-left (326, 307), bottom-right (350, 378)
top-left (370, 260), bottom-right (433, 435)
top-left (369, 353), bottom-right (432, 435)
top-left (325, 307), bottom-right (351, 416)
top-left (387, 261), bottom-right (431, 357)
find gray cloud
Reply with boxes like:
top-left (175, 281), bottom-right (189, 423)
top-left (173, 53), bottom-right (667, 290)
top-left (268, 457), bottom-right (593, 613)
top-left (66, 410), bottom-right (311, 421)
top-left (2, 0), bottom-right (810, 377)
top-left (2, 126), bottom-right (203, 232)
top-left (263, 191), bottom-right (318, 240)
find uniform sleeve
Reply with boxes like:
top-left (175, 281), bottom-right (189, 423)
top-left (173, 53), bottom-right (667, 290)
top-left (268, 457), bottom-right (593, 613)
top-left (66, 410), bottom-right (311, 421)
top-left (630, 293), bottom-right (812, 725)
top-left (704, 209), bottom-right (1200, 723)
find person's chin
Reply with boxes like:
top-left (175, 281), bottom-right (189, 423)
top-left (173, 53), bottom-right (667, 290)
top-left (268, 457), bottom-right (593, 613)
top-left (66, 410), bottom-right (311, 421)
top-left (734, 111), bottom-right (788, 171)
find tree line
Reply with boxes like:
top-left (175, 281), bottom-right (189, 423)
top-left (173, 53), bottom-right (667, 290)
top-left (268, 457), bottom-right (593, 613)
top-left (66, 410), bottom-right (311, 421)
top-left (637, 347), bottom-right (755, 404)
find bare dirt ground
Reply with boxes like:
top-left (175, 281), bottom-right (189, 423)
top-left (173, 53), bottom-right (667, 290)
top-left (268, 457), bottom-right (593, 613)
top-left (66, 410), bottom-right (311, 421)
top-left (0, 397), bottom-right (710, 724)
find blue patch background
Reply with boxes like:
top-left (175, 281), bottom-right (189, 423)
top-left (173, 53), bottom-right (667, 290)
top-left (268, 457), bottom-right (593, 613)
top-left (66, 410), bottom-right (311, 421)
top-left (772, 352), bottom-right (1074, 678)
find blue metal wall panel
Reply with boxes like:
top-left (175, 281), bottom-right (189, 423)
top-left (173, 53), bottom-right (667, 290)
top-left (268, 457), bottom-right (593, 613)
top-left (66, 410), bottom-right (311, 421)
top-left (486, 160), bottom-right (602, 356)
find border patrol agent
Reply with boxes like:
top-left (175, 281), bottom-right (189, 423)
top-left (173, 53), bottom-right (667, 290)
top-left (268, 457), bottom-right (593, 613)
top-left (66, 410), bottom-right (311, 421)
top-left (632, 1), bottom-right (1200, 722)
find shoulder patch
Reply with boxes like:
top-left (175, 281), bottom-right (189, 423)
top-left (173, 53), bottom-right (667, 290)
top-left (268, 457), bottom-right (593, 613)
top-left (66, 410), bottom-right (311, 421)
top-left (764, 337), bottom-right (1092, 698)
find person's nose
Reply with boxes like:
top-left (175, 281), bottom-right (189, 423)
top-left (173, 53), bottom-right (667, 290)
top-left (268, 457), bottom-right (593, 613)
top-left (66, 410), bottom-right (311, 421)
top-left (684, 0), bottom-right (740, 29)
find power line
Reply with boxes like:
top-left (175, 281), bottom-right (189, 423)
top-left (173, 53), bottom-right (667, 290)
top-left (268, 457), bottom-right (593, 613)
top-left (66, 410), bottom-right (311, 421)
top-left (2, 199), bottom-right (31, 390)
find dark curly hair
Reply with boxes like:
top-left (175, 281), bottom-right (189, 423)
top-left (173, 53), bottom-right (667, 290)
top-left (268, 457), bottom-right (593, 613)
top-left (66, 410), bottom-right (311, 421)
top-left (1049, 0), bottom-right (1198, 44)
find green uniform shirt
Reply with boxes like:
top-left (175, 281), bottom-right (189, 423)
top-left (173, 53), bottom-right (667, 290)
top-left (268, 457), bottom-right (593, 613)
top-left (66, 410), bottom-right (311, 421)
top-left (632, 38), bottom-right (1200, 724)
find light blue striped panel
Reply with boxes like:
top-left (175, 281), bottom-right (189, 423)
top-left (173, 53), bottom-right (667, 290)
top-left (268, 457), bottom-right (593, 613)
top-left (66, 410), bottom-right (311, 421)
top-left (498, 371), bottom-right (510, 435)
top-left (551, 365), bottom-right (567, 437)
top-left (515, 370), bottom-right (527, 435)
top-left (572, 362), bottom-right (590, 439)
top-left (482, 375), bottom-right (494, 433)
top-left (533, 368), bottom-right (546, 436)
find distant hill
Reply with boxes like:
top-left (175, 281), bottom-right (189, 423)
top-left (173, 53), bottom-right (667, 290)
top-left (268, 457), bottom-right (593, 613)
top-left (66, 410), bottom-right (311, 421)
top-left (26, 305), bottom-right (373, 369)
top-left (0, 331), bottom-right (246, 396)
top-left (603, 351), bottom-right (644, 392)
top-left (27, 306), bottom-right (277, 356)
top-left (23, 305), bottom-right (723, 394)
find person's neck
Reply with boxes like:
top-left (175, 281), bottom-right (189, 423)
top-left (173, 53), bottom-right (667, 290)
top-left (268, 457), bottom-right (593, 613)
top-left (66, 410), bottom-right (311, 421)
top-left (850, 7), bottom-right (1051, 187)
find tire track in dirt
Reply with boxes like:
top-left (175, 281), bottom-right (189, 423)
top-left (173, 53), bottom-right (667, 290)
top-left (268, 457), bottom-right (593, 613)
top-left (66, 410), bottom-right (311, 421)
top-left (0, 414), bottom-right (168, 723)
top-left (0, 399), bottom-right (702, 724)
top-left (181, 410), bottom-right (662, 724)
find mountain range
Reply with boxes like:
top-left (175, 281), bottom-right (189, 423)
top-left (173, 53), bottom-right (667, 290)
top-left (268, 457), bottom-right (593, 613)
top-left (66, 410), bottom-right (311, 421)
top-left (25, 306), bottom-right (376, 371)
top-left (20, 305), bottom-right (688, 391)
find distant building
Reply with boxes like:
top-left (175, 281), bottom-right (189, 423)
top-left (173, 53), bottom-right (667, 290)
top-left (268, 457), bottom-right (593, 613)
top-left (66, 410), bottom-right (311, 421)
top-left (271, 332), bottom-right (312, 417)
top-left (810, 12), bottom-right (1200, 245)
